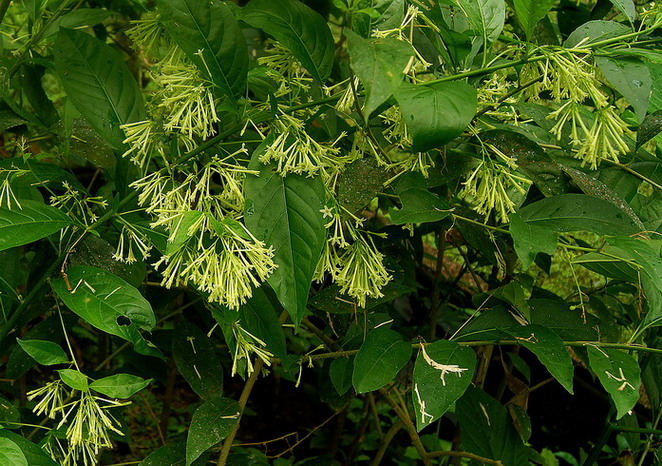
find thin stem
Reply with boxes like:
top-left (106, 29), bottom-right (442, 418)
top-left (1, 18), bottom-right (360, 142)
top-left (371, 420), bottom-right (404, 466)
top-left (292, 340), bottom-right (662, 363)
top-left (426, 450), bottom-right (504, 465)
top-left (216, 358), bottom-right (265, 466)
top-left (379, 388), bottom-right (431, 465)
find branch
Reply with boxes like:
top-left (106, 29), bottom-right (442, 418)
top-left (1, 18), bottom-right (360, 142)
top-left (379, 388), bottom-right (431, 465)
top-left (426, 450), bottom-right (504, 465)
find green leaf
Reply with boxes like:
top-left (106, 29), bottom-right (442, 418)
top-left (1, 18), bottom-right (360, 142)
top-left (608, 0), bottom-right (636, 23)
top-left (564, 20), bottom-right (631, 48)
top-left (52, 266), bottom-right (159, 358)
top-left (0, 396), bottom-right (20, 428)
top-left (90, 374), bottom-right (151, 399)
top-left (240, 0), bottom-right (335, 82)
top-left (0, 200), bottom-right (71, 252)
top-left (57, 369), bottom-right (88, 391)
top-left (636, 109), bottom-right (662, 149)
top-left (0, 438), bottom-right (28, 466)
top-left (561, 167), bottom-right (645, 230)
top-left (412, 340), bottom-right (476, 430)
top-left (244, 145), bottom-right (327, 326)
top-left (606, 237), bottom-right (662, 325)
top-left (595, 56), bottom-right (651, 122)
top-left (450, 0), bottom-right (506, 46)
top-left (457, 387), bottom-right (529, 465)
top-left (515, 194), bottom-right (641, 236)
top-left (394, 81), bottom-right (476, 152)
top-left (165, 211), bottom-right (204, 255)
top-left (509, 211), bottom-right (557, 269)
top-left (159, 0), bottom-right (248, 98)
top-left (346, 30), bottom-right (414, 118)
top-left (238, 287), bottom-right (287, 360)
top-left (54, 28), bottom-right (146, 149)
top-left (42, 8), bottom-right (113, 38)
top-left (16, 339), bottom-right (68, 366)
top-left (390, 173), bottom-right (452, 225)
top-left (338, 158), bottom-right (389, 214)
top-left (352, 327), bottom-right (412, 393)
top-left (172, 321), bottom-right (224, 400)
top-left (587, 347), bottom-right (641, 419)
top-left (513, 0), bottom-right (556, 40)
top-left (529, 299), bottom-right (600, 340)
top-left (0, 432), bottom-right (57, 466)
top-left (186, 397), bottom-right (240, 465)
top-left (330, 357), bottom-right (354, 395)
top-left (504, 325), bottom-right (574, 394)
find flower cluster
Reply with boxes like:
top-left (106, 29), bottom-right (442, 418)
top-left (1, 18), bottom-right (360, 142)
top-left (461, 143), bottom-right (531, 223)
top-left (521, 49), bottom-right (632, 168)
top-left (27, 380), bottom-right (129, 466)
top-left (50, 182), bottom-right (108, 227)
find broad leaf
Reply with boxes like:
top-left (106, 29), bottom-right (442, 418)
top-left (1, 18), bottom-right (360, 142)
top-left (564, 21), bottom-right (631, 48)
top-left (509, 211), bottom-right (557, 269)
top-left (52, 266), bottom-right (159, 358)
top-left (0, 397), bottom-right (19, 428)
top-left (346, 30), bottom-right (414, 118)
top-left (42, 8), bottom-right (113, 38)
top-left (16, 339), bottom-right (68, 366)
top-left (587, 347), bottom-right (641, 419)
top-left (608, 0), bottom-right (636, 23)
top-left (244, 146), bottom-right (326, 326)
top-left (513, 0), bottom-right (556, 40)
top-left (0, 438), bottom-right (27, 466)
top-left (636, 109), bottom-right (662, 149)
top-left (90, 374), bottom-right (151, 399)
top-left (159, 0), bottom-right (248, 98)
top-left (238, 287), bottom-right (287, 360)
top-left (54, 28), bottom-right (146, 149)
top-left (338, 158), bottom-right (390, 213)
top-left (186, 397), bottom-right (240, 465)
top-left (0, 432), bottom-right (57, 466)
top-left (606, 237), bottom-right (662, 325)
top-left (172, 321), bottom-right (224, 400)
top-left (451, 0), bottom-right (506, 46)
top-left (352, 327), bottom-right (412, 393)
top-left (330, 357), bottom-right (354, 395)
top-left (0, 200), bottom-right (71, 252)
top-left (395, 81), bottom-right (476, 152)
top-left (595, 56), bottom-right (651, 122)
top-left (390, 173), bottom-right (452, 224)
top-left (505, 325), bottom-right (574, 394)
top-left (412, 340), bottom-right (476, 430)
top-left (457, 387), bottom-right (529, 465)
top-left (529, 299), bottom-right (600, 340)
top-left (240, 0), bottom-right (335, 82)
top-left (57, 369), bottom-right (88, 391)
top-left (514, 194), bottom-right (641, 236)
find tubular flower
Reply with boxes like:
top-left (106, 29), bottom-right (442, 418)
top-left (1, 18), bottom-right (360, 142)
top-left (336, 234), bottom-right (392, 308)
top-left (153, 55), bottom-right (219, 139)
top-left (27, 380), bottom-right (67, 420)
top-left (231, 320), bottom-right (274, 377)
top-left (574, 106), bottom-right (631, 169)
top-left (258, 42), bottom-right (313, 97)
top-left (125, 13), bottom-right (166, 58)
top-left (260, 113), bottom-right (349, 180)
top-left (120, 119), bottom-right (163, 169)
top-left (461, 145), bottom-right (531, 223)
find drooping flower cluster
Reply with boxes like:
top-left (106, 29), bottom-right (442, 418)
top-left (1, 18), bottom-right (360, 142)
top-left (28, 380), bottom-right (129, 466)
top-left (521, 48), bottom-right (632, 168)
top-left (461, 142), bottom-right (531, 223)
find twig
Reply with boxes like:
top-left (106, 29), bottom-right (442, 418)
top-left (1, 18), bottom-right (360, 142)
top-left (371, 419), bottom-right (404, 466)
top-left (426, 450), bottom-right (504, 465)
top-left (216, 358), bottom-right (265, 465)
top-left (379, 388), bottom-right (431, 465)
top-left (267, 411), bottom-right (339, 458)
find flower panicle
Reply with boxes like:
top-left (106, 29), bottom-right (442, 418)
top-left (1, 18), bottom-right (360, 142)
top-left (335, 234), bottom-right (392, 308)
